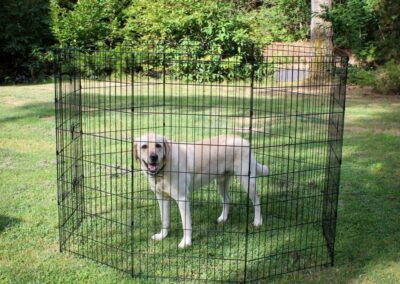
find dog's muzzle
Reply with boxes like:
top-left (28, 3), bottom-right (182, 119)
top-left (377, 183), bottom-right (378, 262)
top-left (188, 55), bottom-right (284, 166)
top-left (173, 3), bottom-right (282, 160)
top-left (142, 160), bottom-right (165, 176)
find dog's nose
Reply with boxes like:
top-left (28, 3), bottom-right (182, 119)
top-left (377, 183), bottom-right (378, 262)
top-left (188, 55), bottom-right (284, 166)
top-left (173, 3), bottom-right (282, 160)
top-left (149, 153), bottom-right (158, 163)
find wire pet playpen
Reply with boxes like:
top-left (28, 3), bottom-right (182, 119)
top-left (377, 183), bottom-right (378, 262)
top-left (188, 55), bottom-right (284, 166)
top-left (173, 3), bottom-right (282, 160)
top-left (55, 43), bottom-right (348, 282)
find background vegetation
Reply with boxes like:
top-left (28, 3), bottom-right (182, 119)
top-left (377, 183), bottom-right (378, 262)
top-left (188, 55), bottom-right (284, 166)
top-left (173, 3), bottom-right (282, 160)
top-left (1, 0), bottom-right (399, 91)
top-left (0, 0), bottom-right (54, 82)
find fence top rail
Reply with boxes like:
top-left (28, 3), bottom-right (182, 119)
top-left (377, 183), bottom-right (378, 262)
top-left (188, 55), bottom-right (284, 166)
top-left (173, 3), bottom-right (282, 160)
top-left (53, 43), bottom-right (348, 61)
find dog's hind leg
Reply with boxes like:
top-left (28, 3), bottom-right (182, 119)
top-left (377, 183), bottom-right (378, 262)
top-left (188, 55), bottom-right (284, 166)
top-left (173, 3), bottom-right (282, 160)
top-left (217, 175), bottom-right (231, 223)
top-left (151, 192), bottom-right (170, 241)
top-left (239, 175), bottom-right (263, 227)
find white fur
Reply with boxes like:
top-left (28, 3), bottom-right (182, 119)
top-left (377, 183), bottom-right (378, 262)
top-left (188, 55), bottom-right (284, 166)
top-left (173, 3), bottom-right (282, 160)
top-left (135, 133), bottom-right (269, 248)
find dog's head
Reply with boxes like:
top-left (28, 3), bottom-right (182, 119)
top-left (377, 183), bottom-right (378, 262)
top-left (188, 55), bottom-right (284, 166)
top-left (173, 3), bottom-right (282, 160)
top-left (134, 133), bottom-right (169, 176)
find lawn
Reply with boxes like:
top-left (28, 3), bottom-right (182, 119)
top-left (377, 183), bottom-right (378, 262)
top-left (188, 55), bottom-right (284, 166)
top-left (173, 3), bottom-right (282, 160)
top-left (0, 83), bottom-right (399, 283)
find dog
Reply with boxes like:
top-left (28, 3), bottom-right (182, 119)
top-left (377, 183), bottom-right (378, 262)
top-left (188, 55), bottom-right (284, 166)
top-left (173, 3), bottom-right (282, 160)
top-left (134, 133), bottom-right (269, 248)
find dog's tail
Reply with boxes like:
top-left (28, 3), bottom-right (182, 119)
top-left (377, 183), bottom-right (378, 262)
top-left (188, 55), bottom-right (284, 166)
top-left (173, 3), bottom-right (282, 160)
top-left (256, 163), bottom-right (269, 176)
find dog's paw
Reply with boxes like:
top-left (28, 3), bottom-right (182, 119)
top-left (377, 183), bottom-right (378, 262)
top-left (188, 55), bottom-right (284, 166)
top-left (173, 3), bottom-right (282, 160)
top-left (178, 238), bottom-right (192, 249)
top-left (253, 218), bottom-right (263, 227)
top-left (217, 215), bottom-right (227, 224)
top-left (151, 230), bottom-right (168, 241)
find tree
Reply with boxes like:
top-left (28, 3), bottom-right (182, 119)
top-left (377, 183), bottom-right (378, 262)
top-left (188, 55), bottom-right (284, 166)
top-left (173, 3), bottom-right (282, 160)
top-left (310, 0), bottom-right (333, 49)
top-left (0, 0), bottom-right (54, 82)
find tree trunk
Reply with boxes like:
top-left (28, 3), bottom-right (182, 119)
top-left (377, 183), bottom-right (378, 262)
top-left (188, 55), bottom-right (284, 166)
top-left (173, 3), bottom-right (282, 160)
top-left (311, 0), bottom-right (333, 50)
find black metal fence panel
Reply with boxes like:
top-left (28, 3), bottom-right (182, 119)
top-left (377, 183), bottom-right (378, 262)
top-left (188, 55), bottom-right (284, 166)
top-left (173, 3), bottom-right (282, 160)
top-left (55, 44), bottom-right (348, 282)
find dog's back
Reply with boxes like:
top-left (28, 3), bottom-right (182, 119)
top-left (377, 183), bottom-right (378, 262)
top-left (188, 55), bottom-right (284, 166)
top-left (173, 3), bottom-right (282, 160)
top-left (185, 135), bottom-right (268, 188)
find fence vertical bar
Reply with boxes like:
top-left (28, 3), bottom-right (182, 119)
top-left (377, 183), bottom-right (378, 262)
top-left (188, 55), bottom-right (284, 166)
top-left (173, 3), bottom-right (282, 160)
top-left (162, 46), bottom-right (166, 132)
top-left (243, 47), bottom-right (256, 282)
top-left (130, 53), bottom-right (136, 277)
top-left (71, 49), bottom-right (84, 233)
top-left (54, 48), bottom-right (63, 253)
top-left (323, 52), bottom-right (348, 266)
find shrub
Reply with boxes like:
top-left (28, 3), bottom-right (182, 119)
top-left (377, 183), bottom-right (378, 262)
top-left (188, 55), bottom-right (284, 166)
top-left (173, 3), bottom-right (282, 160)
top-left (374, 61), bottom-right (400, 95)
top-left (348, 62), bottom-right (400, 95)
top-left (322, 0), bottom-right (400, 64)
top-left (122, 1), bottom-right (258, 54)
top-left (52, 0), bottom-right (267, 82)
top-left (252, 0), bottom-right (310, 43)
top-left (0, 0), bottom-right (54, 83)
top-left (348, 66), bottom-right (376, 86)
top-left (50, 0), bottom-right (128, 47)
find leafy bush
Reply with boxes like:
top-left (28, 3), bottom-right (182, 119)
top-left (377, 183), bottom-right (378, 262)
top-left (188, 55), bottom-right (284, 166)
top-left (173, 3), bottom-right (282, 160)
top-left (0, 0), bottom-right (54, 83)
top-left (373, 61), bottom-right (400, 95)
top-left (50, 0), bottom-right (128, 47)
top-left (68, 44), bottom-right (270, 83)
top-left (348, 62), bottom-right (400, 95)
top-left (348, 66), bottom-right (376, 86)
top-left (323, 0), bottom-right (400, 63)
top-left (51, 0), bottom-right (268, 82)
top-left (122, 0), bottom-right (259, 54)
top-left (252, 0), bottom-right (310, 43)
top-left (322, 0), bottom-right (378, 62)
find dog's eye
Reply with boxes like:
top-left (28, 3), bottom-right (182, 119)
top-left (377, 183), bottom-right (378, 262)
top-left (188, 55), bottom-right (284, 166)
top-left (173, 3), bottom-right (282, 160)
top-left (141, 145), bottom-right (148, 149)
top-left (155, 143), bottom-right (162, 148)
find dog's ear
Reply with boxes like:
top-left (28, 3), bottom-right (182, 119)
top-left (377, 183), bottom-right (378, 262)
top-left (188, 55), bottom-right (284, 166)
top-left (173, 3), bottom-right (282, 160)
top-left (134, 142), bottom-right (139, 161)
top-left (163, 138), bottom-right (170, 161)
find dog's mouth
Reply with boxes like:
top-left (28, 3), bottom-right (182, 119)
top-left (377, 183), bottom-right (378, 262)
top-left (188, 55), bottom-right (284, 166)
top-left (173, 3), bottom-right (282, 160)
top-left (142, 160), bottom-right (160, 175)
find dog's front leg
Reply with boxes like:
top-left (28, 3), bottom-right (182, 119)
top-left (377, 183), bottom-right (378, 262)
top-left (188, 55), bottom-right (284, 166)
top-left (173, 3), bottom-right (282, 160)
top-left (151, 192), bottom-right (170, 241)
top-left (176, 194), bottom-right (192, 249)
top-left (170, 172), bottom-right (192, 248)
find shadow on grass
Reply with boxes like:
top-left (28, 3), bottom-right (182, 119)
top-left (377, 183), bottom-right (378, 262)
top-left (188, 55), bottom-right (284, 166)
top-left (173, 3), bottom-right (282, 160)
top-left (0, 102), bottom-right (54, 124)
top-left (0, 215), bottom-right (20, 233)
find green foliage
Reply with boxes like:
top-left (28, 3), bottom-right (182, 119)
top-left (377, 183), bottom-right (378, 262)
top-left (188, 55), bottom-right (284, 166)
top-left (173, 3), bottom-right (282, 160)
top-left (122, 0), bottom-right (256, 53)
top-left (323, 0), bottom-right (400, 63)
top-left (71, 46), bottom-right (270, 83)
top-left (2, 0), bottom-right (398, 84)
top-left (348, 61), bottom-right (400, 95)
top-left (0, 0), bottom-right (54, 83)
top-left (348, 67), bottom-right (376, 86)
top-left (374, 0), bottom-right (400, 61)
top-left (50, 0), bottom-right (128, 47)
top-left (253, 0), bottom-right (310, 43)
top-left (322, 0), bottom-right (378, 61)
top-left (373, 60), bottom-right (400, 95)
top-left (122, 0), bottom-right (310, 46)
top-left (52, 0), bottom-right (268, 82)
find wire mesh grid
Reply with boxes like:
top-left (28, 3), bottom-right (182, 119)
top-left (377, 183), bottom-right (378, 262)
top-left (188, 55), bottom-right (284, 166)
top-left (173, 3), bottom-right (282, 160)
top-left (54, 44), bottom-right (348, 282)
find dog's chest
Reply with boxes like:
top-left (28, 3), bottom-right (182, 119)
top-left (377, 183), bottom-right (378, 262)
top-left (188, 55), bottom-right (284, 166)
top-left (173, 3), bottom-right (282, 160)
top-left (148, 176), bottom-right (170, 194)
top-left (148, 172), bottom-right (185, 197)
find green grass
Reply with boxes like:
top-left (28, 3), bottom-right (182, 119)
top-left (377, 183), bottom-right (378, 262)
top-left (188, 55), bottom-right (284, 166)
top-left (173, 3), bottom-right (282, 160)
top-left (0, 83), bottom-right (399, 283)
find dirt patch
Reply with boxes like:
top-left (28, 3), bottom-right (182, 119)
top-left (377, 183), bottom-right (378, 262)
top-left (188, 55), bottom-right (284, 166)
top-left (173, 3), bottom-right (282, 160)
top-left (39, 115), bottom-right (55, 121)
top-left (0, 157), bottom-right (14, 170)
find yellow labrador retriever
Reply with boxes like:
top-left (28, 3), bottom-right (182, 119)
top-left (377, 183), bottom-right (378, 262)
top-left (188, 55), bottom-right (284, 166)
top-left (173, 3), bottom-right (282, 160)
top-left (134, 133), bottom-right (269, 248)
